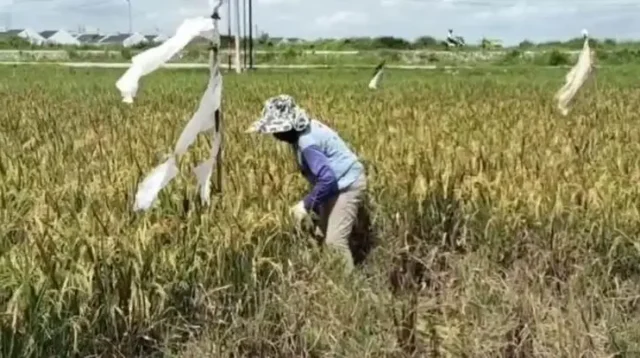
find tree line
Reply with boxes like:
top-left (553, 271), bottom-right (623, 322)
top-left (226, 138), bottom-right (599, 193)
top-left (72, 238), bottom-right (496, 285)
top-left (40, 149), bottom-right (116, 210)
top-left (0, 32), bottom-right (637, 51)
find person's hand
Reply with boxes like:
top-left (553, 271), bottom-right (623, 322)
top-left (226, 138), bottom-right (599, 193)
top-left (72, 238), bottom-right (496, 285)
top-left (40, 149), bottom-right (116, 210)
top-left (289, 201), bottom-right (308, 225)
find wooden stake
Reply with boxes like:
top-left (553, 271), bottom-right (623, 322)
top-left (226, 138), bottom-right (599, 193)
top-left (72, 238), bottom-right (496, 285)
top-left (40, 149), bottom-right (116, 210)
top-left (215, 107), bottom-right (223, 193)
top-left (211, 2), bottom-right (224, 193)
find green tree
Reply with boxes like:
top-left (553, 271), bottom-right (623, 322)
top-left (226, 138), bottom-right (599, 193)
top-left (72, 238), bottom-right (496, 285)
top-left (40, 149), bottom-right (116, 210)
top-left (372, 36), bottom-right (411, 49)
top-left (518, 40), bottom-right (535, 49)
top-left (414, 36), bottom-right (438, 48)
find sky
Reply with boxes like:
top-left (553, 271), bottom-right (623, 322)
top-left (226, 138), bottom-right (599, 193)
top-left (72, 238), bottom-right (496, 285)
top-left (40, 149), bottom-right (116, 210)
top-left (0, 0), bottom-right (639, 45)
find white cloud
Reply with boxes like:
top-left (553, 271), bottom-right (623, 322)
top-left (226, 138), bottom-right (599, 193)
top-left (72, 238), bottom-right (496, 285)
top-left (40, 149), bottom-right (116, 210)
top-left (315, 10), bottom-right (368, 28)
top-left (381, 0), bottom-right (451, 11)
top-left (178, 6), bottom-right (204, 16)
top-left (473, 2), bottom-right (577, 20)
top-left (380, 0), bottom-right (400, 7)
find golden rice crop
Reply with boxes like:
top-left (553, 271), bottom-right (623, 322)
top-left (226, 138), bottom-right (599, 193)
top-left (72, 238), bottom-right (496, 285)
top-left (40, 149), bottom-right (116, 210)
top-left (2, 64), bottom-right (640, 357)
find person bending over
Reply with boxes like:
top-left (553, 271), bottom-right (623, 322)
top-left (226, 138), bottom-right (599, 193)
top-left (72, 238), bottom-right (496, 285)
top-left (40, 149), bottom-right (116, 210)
top-left (246, 94), bottom-right (367, 272)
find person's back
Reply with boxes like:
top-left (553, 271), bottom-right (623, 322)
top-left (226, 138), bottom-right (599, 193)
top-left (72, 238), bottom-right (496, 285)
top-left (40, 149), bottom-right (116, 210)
top-left (295, 119), bottom-right (364, 191)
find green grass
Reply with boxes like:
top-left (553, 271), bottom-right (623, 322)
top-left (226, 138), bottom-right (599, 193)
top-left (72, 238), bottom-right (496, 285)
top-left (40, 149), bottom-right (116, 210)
top-left (2, 64), bottom-right (640, 357)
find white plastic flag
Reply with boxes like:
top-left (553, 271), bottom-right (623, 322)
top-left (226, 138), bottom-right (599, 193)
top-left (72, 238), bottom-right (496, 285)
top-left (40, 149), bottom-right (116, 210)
top-left (174, 69), bottom-right (223, 155)
top-left (132, 70), bottom-right (223, 211)
top-left (116, 16), bottom-right (218, 103)
top-left (554, 29), bottom-right (593, 116)
top-left (122, 1), bottom-right (225, 211)
top-left (193, 130), bottom-right (222, 205)
top-left (368, 61), bottom-right (385, 90)
top-left (133, 157), bottom-right (179, 211)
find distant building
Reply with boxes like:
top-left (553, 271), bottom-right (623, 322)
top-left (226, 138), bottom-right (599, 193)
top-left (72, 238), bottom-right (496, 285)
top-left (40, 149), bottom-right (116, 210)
top-left (99, 32), bottom-right (148, 47)
top-left (76, 33), bottom-right (105, 45)
top-left (39, 29), bottom-right (81, 45)
top-left (2, 28), bottom-right (45, 45)
top-left (267, 37), bottom-right (283, 46)
top-left (281, 37), bottom-right (302, 45)
top-left (262, 37), bottom-right (299, 47)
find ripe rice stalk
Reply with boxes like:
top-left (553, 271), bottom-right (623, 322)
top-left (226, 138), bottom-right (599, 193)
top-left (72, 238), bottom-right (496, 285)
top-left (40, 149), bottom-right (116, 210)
top-left (2, 65), bottom-right (640, 357)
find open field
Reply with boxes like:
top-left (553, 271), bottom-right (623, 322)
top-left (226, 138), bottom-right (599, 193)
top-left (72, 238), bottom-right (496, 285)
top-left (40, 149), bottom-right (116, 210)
top-left (0, 61), bottom-right (444, 70)
top-left (0, 48), bottom-right (577, 59)
top-left (0, 48), bottom-right (592, 67)
top-left (2, 65), bottom-right (640, 357)
top-left (2, 47), bottom-right (640, 68)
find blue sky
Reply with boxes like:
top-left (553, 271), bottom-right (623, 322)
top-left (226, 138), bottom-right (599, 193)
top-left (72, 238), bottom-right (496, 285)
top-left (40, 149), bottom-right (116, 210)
top-left (1, 0), bottom-right (639, 45)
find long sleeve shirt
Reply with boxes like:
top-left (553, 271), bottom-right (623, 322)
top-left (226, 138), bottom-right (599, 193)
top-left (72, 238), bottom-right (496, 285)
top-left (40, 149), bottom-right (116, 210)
top-left (294, 119), bottom-right (365, 214)
top-left (299, 145), bottom-right (340, 213)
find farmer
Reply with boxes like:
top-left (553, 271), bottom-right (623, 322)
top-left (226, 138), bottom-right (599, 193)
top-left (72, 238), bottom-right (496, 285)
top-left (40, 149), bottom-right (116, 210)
top-left (246, 94), bottom-right (367, 272)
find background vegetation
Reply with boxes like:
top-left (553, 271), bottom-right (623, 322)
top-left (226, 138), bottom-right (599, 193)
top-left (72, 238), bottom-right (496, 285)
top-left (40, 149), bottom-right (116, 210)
top-left (3, 33), bottom-right (640, 66)
top-left (2, 65), bottom-right (640, 357)
top-left (1, 31), bottom-right (638, 51)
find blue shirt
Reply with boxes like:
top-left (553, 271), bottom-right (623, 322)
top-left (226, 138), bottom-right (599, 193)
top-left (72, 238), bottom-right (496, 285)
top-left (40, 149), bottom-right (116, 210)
top-left (293, 119), bottom-right (364, 213)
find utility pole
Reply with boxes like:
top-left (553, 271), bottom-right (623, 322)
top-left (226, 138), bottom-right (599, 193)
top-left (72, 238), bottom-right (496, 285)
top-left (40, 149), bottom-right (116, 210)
top-left (227, 0), bottom-right (232, 70)
top-left (242, 0), bottom-right (247, 69)
top-left (234, 0), bottom-right (241, 73)
top-left (248, 0), bottom-right (253, 69)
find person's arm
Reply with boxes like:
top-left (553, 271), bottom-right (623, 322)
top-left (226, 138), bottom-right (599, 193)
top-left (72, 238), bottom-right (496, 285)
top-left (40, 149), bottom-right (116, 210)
top-left (300, 145), bottom-right (339, 214)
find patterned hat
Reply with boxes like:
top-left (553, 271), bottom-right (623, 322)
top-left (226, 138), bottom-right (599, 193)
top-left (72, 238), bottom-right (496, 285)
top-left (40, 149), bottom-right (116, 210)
top-left (245, 94), bottom-right (311, 134)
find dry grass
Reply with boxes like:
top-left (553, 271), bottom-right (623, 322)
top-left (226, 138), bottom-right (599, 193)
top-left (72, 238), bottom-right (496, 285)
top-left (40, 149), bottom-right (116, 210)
top-left (2, 64), bottom-right (640, 357)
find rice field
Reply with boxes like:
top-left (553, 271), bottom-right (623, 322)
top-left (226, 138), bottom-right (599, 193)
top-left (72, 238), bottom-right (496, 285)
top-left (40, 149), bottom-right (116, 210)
top-left (2, 64), bottom-right (640, 357)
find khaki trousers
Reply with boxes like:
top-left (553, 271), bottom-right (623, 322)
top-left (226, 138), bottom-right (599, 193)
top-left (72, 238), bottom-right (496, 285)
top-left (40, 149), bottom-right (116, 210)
top-left (316, 172), bottom-right (367, 272)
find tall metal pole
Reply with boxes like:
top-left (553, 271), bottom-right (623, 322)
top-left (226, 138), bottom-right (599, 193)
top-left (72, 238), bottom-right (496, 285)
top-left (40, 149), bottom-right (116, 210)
top-left (242, 0), bottom-right (247, 69)
top-left (234, 0), bottom-right (241, 73)
top-left (227, 0), bottom-right (232, 70)
top-left (127, 0), bottom-right (132, 33)
top-left (248, 0), bottom-right (253, 69)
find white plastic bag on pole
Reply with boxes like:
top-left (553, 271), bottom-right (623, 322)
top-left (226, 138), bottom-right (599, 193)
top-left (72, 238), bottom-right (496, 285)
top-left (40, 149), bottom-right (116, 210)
top-left (132, 69), bottom-right (222, 211)
top-left (368, 61), bottom-right (385, 90)
top-left (133, 157), bottom-right (179, 211)
top-left (554, 29), bottom-right (593, 116)
top-left (116, 17), bottom-right (218, 103)
top-left (126, 0), bottom-right (225, 211)
top-left (174, 70), bottom-right (223, 155)
top-left (193, 130), bottom-right (222, 204)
